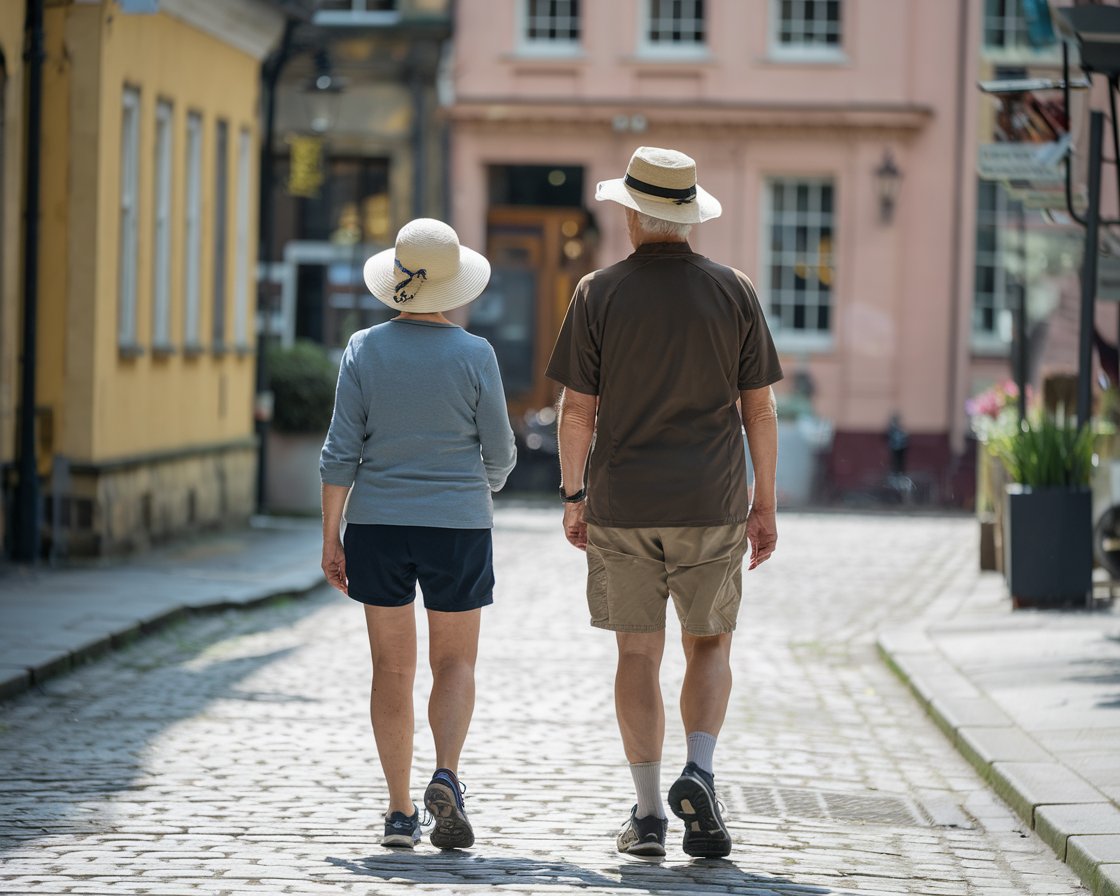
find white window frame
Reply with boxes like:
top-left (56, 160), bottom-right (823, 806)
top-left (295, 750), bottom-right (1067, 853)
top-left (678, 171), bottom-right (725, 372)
top-left (118, 86), bottom-right (140, 350)
top-left (517, 0), bottom-right (582, 56)
top-left (769, 0), bottom-right (845, 63)
top-left (312, 0), bottom-right (400, 27)
top-left (759, 177), bottom-right (836, 353)
top-left (638, 0), bottom-right (708, 59)
top-left (972, 179), bottom-right (1017, 354)
top-left (981, 0), bottom-right (1061, 62)
top-left (184, 111), bottom-right (203, 350)
top-left (152, 100), bottom-right (173, 350)
top-left (233, 127), bottom-right (252, 349)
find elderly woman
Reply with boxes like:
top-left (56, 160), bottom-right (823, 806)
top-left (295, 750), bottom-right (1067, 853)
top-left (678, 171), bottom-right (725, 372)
top-left (319, 218), bottom-right (516, 850)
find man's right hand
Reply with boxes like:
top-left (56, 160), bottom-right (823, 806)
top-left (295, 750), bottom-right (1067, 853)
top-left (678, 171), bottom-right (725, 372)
top-left (563, 501), bottom-right (588, 551)
top-left (746, 506), bottom-right (777, 570)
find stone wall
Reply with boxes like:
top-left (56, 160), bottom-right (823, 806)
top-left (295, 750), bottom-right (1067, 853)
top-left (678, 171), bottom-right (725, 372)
top-left (46, 441), bottom-right (257, 557)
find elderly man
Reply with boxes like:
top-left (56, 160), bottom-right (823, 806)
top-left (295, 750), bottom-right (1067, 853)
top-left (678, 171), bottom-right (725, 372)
top-left (546, 147), bottom-right (782, 859)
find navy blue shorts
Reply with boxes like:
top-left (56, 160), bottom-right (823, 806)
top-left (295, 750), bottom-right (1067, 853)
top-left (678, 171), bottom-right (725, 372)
top-left (343, 524), bottom-right (494, 612)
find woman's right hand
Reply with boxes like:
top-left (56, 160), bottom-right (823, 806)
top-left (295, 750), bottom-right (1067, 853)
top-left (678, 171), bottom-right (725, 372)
top-left (322, 539), bottom-right (348, 595)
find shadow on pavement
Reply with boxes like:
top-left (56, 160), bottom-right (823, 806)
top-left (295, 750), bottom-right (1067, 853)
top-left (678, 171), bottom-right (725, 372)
top-left (327, 852), bottom-right (833, 893)
top-left (0, 591), bottom-right (331, 848)
top-left (1068, 632), bottom-right (1120, 709)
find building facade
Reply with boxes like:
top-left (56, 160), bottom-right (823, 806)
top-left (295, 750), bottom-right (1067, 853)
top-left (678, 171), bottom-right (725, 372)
top-left (448, 0), bottom-right (1109, 504)
top-left (2, 1), bottom-right (286, 557)
top-left (262, 0), bottom-right (452, 356)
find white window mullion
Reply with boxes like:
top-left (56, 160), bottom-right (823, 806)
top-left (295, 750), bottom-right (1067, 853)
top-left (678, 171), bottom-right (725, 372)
top-left (118, 87), bottom-right (140, 349)
top-left (152, 100), bottom-right (173, 349)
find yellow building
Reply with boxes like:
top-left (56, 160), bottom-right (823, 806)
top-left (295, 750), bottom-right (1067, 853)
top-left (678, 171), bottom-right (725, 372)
top-left (3, 1), bottom-right (286, 557)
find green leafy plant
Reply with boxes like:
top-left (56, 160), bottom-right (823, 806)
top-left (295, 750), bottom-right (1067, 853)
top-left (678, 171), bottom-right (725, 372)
top-left (265, 340), bottom-right (338, 434)
top-left (990, 413), bottom-right (1094, 488)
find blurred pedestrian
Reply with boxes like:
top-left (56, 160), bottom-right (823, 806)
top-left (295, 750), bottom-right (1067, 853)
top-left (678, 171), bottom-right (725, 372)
top-left (547, 147), bottom-right (783, 858)
top-left (320, 218), bottom-right (516, 850)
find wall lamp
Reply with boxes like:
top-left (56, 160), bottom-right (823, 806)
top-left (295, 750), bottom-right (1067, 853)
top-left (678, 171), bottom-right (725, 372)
top-left (875, 150), bottom-right (902, 225)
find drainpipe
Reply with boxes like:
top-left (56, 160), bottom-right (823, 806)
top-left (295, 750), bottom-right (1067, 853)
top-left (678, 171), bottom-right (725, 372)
top-left (13, 0), bottom-right (44, 562)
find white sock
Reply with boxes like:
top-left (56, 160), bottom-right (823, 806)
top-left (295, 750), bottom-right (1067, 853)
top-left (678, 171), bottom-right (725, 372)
top-left (629, 761), bottom-right (666, 819)
top-left (686, 731), bottom-right (717, 774)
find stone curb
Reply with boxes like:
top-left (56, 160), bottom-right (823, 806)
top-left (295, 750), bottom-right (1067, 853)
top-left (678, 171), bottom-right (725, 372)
top-left (878, 627), bottom-right (1120, 896)
top-left (0, 573), bottom-right (324, 704)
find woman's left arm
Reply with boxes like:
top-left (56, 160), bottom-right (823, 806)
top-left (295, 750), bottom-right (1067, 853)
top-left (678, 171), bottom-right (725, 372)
top-left (319, 338), bottom-right (365, 592)
top-left (477, 350), bottom-right (517, 491)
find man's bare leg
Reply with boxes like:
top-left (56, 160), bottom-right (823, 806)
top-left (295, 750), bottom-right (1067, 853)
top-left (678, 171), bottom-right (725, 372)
top-left (615, 629), bottom-right (667, 762)
top-left (679, 631), bottom-right (734, 738)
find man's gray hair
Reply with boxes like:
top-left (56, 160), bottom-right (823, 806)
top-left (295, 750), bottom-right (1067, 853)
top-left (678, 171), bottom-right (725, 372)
top-left (634, 211), bottom-right (693, 240)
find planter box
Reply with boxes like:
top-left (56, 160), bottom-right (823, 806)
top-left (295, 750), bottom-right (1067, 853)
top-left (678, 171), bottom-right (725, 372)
top-left (1004, 485), bottom-right (1092, 608)
top-left (266, 431), bottom-right (327, 515)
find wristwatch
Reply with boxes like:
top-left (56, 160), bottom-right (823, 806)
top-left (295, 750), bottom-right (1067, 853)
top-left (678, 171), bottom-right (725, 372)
top-left (559, 486), bottom-right (586, 503)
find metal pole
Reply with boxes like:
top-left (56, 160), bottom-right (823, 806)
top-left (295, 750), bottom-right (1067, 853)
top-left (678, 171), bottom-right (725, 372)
top-left (1015, 200), bottom-right (1028, 424)
top-left (1077, 111), bottom-right (1104, 427)
top-left (410, 54), bottom-right (427, 218)
top-left (14, 0), bottom-right (45, 562)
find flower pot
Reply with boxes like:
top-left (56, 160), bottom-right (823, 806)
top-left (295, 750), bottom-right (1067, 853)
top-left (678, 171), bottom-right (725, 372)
top-left (266, 430), bottom-right (327, 515)
top-left (1003, 485), bottom-right (1092, 609)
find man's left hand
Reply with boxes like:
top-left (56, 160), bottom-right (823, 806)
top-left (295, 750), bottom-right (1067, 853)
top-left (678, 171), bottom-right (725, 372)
top-left (746, 506), bottom-right (777, 570)
top-left (563, 501), bottom-right (588, 550)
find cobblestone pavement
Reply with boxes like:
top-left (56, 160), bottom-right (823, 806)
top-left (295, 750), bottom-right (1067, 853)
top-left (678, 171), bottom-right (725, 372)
top-left (0, 509), bottom-right (1087, 895)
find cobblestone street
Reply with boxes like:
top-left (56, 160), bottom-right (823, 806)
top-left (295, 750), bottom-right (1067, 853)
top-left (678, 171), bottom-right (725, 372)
top-left (0, 508), bottom-right (1087, 895)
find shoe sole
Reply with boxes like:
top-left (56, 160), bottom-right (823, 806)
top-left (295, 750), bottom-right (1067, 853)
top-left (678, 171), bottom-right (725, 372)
top-left (668, 774), bottom-right (732, 858)
top-left (424, 781), bottom-right (475, 849)
top-left (619, 840), bottom-right (666, 857)
top-left (380, 833), bottom-right (419, 849)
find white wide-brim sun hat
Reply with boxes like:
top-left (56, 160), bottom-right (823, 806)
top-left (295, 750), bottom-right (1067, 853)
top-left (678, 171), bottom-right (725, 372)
top-left (364, 218), bottom-right (491, 314)
top-left (595, 146), bottom-right (722, 225)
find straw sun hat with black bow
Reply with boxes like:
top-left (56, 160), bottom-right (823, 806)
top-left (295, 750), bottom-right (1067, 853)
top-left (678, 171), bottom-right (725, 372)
top-left (364, 218), bottom-right (491, 314)
top-left (595, 146), bottom-right (722, 225)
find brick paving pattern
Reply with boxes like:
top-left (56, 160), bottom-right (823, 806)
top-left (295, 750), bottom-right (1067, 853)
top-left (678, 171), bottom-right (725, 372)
top-left (0, 509), bottom-right (1087, 894)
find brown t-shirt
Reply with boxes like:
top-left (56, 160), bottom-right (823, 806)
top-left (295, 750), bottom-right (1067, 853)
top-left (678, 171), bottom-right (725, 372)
top-left (546, 241), bottom-right (783, 528)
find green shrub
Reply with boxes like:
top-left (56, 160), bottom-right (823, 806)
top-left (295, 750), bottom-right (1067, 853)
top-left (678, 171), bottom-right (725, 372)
top-left (990, 413), bottom-right (1094, 489)
top-left (266, 340), bottom-right (338, 434)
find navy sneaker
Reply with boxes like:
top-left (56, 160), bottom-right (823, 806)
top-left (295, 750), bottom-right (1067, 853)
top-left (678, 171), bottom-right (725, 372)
top-left (381, 805), bottom-right (421, 849)
top-left (616, 805), bottom-right (668, 857)
top-left (668, 762), bottom-right (732, 858)
top-left (424, 768), bottom-right (474, 849)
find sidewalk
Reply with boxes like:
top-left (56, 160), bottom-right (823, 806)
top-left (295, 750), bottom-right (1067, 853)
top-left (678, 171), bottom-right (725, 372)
top-left (879, 570), bottom-right (1120, 896)
top-left (0, 517), bottom-right (324, 701)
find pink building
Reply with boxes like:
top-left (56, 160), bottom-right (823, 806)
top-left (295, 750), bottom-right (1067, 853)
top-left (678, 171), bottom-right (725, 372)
top-left (448, 0), bottom-right (1105, 504)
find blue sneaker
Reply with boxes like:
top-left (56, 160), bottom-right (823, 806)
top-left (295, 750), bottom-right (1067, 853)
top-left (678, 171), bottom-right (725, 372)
top-left (668, 762), bottom-right (731, 858)
top-left (424, 768), bottom-right (474, 849)
top-left (616, 805), bottom-right (668, 856)
top-left (381, 805), bottom-right (421, 849)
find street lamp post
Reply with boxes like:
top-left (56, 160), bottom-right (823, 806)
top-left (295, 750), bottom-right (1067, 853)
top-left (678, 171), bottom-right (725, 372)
top-left (1053, 5), bottom-right (1120, 426)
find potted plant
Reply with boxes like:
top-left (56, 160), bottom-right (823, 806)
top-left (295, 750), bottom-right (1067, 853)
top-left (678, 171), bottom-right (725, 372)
top-left (967, 381), bottom-right (1028, 572)
top-left (990, 412), bottom-right (1094, 608)
top-left (265, 340), bottom-right (338, 514)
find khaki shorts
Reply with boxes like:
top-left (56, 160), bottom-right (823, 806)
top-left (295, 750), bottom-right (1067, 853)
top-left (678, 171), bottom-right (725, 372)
top-left (585, 522), bottom-right (748, 636)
